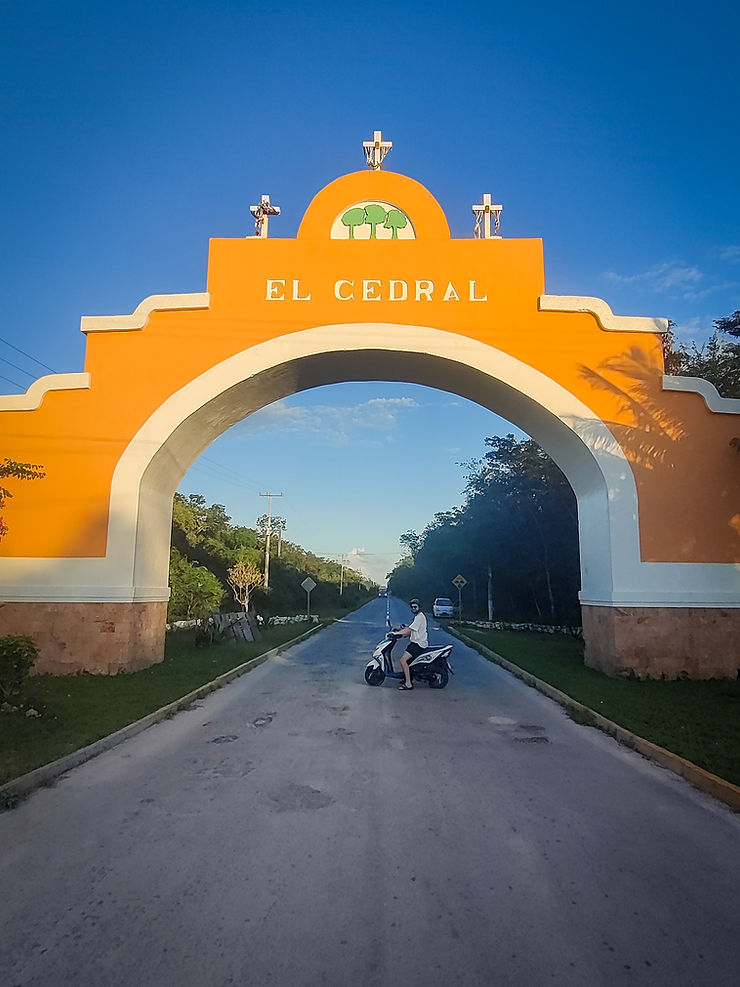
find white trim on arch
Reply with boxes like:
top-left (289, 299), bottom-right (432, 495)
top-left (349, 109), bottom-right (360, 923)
top-left (662, 374), bottom-right (740, 414)
top-left (1, 323), bottom-right (738, 607)
top-left (538, 295), bottom-right (669, 334)
top-left (80, 293), bottom-right (211, 333)
top-left (0, 373), bottom-right (91, 411)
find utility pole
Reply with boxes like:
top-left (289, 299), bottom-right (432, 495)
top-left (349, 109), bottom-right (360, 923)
top-left (259, 492), bottom-right (283, 589)
top-left (339, 555), bottom-right (346, 596)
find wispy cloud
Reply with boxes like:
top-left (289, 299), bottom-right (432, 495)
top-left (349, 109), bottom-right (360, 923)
top-left (670, 313), bottom-right (735, 344)
top-left (235, 396), bottom-right (419, 445)
top-left (604, 261), bottom-right (736, 301)
top-left (719, 245), bottom-right (740, 262)
top-left (346, 547), bottom-right (404, 583)
top-left (604, 263), bottom-right (703, 293)
top-left (680, 280), bottom-right (737, 302)
top-left (345, 547), bottom-right (368, 575)
top-left (671, 316), bottom-right (707, 339)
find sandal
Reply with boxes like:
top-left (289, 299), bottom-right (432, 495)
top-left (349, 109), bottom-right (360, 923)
top-left (398, 683), bottom-right (413, 690)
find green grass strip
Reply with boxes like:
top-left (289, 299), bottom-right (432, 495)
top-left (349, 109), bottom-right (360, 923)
top-left (460, 627), bottom-right (740, 788)
top-left (0, 623), bottom-right (319, 787)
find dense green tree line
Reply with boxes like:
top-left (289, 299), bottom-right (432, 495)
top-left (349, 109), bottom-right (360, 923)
top-left (168, 493), bottom-right (374, 621)
top-left (388, 436), bottom-right (582, 624)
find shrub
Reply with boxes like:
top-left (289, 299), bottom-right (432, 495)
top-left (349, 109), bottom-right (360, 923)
top-left (0, 635), bottom-right (38, 703)
top-left (168, 548), bottom-right (225, 621)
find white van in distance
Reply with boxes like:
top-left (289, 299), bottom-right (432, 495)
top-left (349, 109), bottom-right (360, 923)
top-left (433, 597), bottom-right (455, 618)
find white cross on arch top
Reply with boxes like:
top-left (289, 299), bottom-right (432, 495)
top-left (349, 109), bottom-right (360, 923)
top-left (250, 194), bottom-right (281, 238)
top-left (363, 129), bottom-right (393, 170)
top-left (472, 192), bottom-right (503, 239)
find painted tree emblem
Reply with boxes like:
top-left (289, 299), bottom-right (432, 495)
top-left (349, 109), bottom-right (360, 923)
top-left (363, 203), bottom-right (387, 239)
top-left (384, 208), bottom-right (408, 238)
top-left (339, 203), bottom-right (411, 239)
top-left (341, 206), bottom-right (366, 238)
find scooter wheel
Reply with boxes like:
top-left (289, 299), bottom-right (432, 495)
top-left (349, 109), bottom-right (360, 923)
top-left (364, 666), bottom-right (385, 686)
top-left (428, 668), bottom-right (449, 689)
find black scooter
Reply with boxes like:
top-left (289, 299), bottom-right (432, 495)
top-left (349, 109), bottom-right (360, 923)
top-left (364, 627), bottom-right (454, 689)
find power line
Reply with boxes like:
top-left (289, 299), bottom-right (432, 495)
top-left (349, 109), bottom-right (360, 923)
top-left (0, 357), bottom-right (36, 379)
top-left (0, 335), bottom-right (56, 374)
top-left (186, 457), bottom-right (263, 494)
top-left (315, 550), bottom-right (401, 561)
top-left (187, 461), bottom-right (245, 490)
top-left (198, 454), bottom-right (262, 490)
top-left (0, 373), bottom-right (25, 389)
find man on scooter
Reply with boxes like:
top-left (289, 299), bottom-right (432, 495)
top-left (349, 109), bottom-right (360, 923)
top-left (396, 598), bottom-right (428, 691)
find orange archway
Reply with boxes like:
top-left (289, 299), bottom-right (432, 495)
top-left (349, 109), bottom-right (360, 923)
top-left (1, 168), bottom-right (738, 677)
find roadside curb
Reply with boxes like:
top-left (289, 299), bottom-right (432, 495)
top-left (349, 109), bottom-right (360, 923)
top-left (0, 622), bottom-right (325, 806)
top-left (447, 624), bottom-right (740, 813)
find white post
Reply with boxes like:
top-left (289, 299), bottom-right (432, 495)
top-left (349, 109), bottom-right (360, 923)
top-left (301, 577), bottom-right (317, 619)
top-left (338, 554), bottom-right (348, 596)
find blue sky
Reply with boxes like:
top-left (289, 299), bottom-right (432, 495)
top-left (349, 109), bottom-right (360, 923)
top-left (2, 1), bottom-right (738, 582)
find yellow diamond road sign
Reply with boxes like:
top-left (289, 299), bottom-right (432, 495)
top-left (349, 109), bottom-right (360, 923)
top-left (452, 574), bottom-right (467, 588)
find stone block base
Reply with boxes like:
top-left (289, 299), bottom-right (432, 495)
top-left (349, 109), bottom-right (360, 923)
top-left (0, 601), bottom-right (168, 674)
top-left (582, 605), bottom-right (740, 679)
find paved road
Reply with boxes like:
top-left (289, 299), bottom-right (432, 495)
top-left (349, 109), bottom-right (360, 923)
top-left (2, 598), bottom-right (739, 986)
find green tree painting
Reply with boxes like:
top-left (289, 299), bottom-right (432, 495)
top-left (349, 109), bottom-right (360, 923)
top-left (384, 208), bottom-right (408, 238)
top-left (341, 207), bottom-right (366, 238)
top-left (339, 203), bottom-right (411, 239)
top-left (364, 203), bottom-right (387, 239)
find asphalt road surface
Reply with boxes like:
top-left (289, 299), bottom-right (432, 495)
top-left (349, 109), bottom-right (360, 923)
top-left (2, 598), bottom-right (739, 986)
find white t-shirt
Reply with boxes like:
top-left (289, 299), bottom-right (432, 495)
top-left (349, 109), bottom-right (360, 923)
top-left (409, 611), bottom-right (428, 647)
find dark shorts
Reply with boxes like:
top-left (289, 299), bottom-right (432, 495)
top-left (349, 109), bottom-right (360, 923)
top-left (406, 642), bottom-right (424, 659)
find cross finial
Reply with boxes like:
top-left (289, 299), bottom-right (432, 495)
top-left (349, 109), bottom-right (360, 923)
top-left (250, 194), bottom-right (281, 238)
top-left (472, 193), bottom-right (503, 239)
top-left (363, 129), bottom-right (393, 170)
